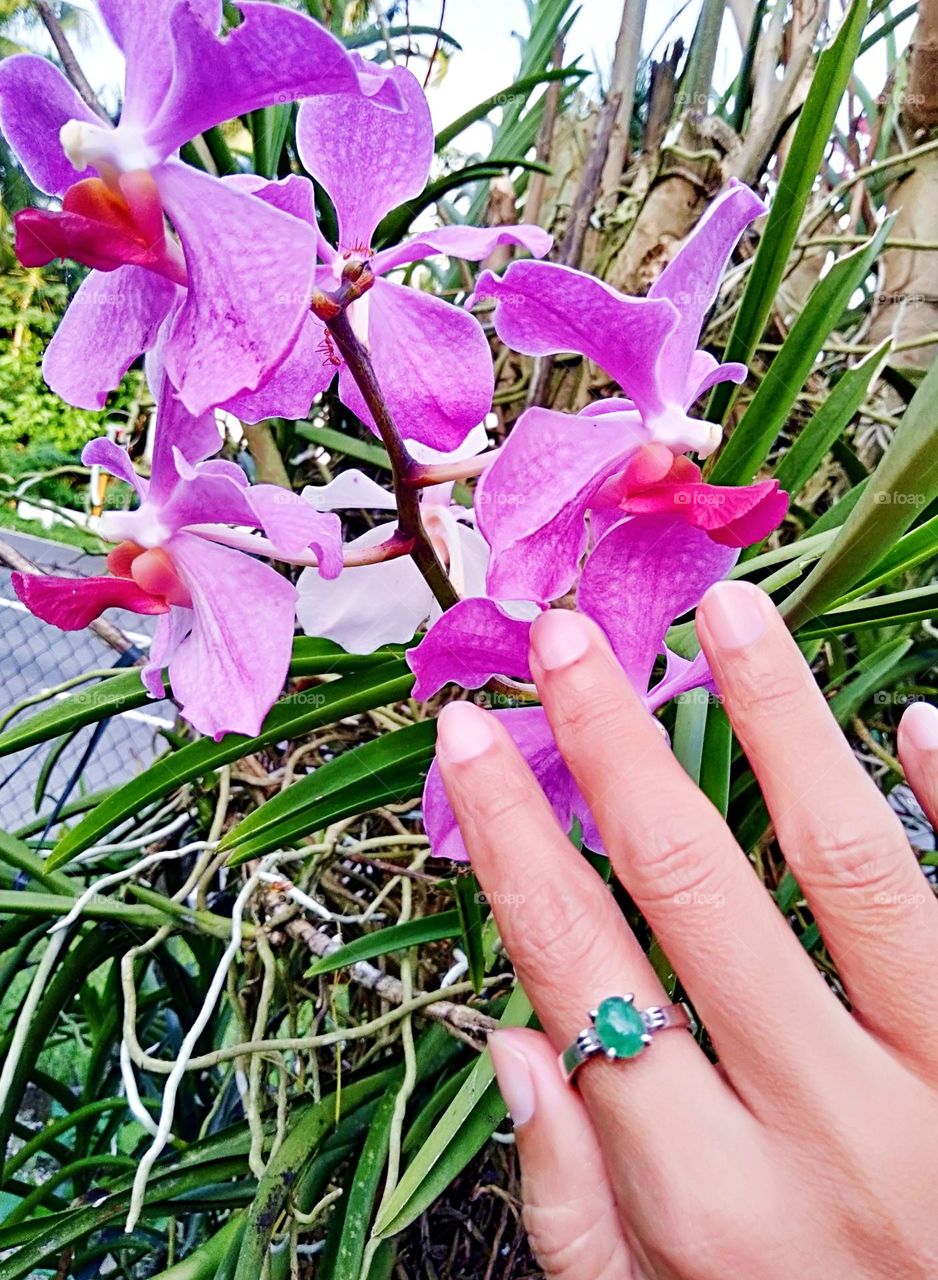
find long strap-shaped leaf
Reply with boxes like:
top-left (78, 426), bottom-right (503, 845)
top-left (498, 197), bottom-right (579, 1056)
top-left (47, 661), bottom-right (415, 870)
top-left (707, 0), bottom-right (870, 428)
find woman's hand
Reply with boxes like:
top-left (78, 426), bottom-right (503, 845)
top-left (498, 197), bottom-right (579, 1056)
top-left (435, 580), bottom-right (938, 1280)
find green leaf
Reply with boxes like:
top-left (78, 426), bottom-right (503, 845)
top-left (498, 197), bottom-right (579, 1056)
top-left (373, 982), bottom-right (533, 1240)
top-left (294, 423), bottom-right (392, 470)
top-left (250, 104), bottom-right (292, 178)
top-left (772, 339), bottom-right (892, 497)
top-left (47, 662), bottom-right (415, 870)
top-left (305, 911), bottom-right (461, 977)
top-left (828, 636), bottom-right (913, 724)
top-left (783, 355), bottom-right (938, 629)
top-left (839, 511), bottom-right (938, 601)
top-left (221, 719), bottom-right (436, 864)
top-left (797, 583), bottom-right (938, 639)
top-left (453, 873), bottom-right (486, 994)
top-left (434, 67), bottom-right (587, 150)
top-left (707, 0), bottom-right (871, 425)
top-left (710, 217), bottom-right (892, 484)
top-left (0, 671), bottom-right (160, 759)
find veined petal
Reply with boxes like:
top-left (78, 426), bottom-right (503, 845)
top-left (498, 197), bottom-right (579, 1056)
top-left (42, 266), bottom-right (178, 411)
top-left (166, 532), bottom-right (296, 739)
top-left (687, 350), bottom-right (747, 404)
top-left (0, 54), bottom-right (98, 195)
top-left (224, 314), bottom-right (333, 424)
top-left (296, 59), bottom-right (431, 249)
top-left (247, 490), bottom-right (343, 575)
top-left (648, 180), bottom-right (766, 401)
top-left (155, 160), bottom-right (316, 414)
top-left (146, 1), bottom-right (367, 158)
top-left (338, 278), bottom-right (493, 453)
top-left (140, 605), bottom-right (190, 699)
top-left (302, 470), bottom-right (398, 513)
top-left (422, 707), bottom-right (602, 861)
top-left (470, 260), bottom-right (679, 419)
top-left (577, 515), bottom-right (738, 692)
top-left (475, 407), bottom-right (646, 604)
top-left (297, 522), bottom-right (430, 653)
top-left (407, 598), bottom-right (535, 700)
top-left (647, 648), bottom-right (714, 713)
top-left (12, 570), bottom-right (168, 630)
top-left (148, 373), bottom-right (224, 505)
top-left (372, 224), bottom-right (552, 276)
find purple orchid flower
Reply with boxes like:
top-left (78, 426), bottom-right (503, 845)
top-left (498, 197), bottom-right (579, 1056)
top-left (0, 0), bottom-right (401, 416)
top-left (12, 374), bottom-right (342, 741)
top-left (408, 513), bottom-right (743, 860)
top-left (295, 428), bottom-right (494, 652)
top-left (469, 180), bottom-right (778, 603)
top-left (260, 58), bottom-right (552, 452)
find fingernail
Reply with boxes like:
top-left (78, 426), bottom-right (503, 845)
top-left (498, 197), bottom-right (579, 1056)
top-left (900, 701), bottom-right (938, 752)
top-left (488, 1032), bottom-right (536, 1127)
top-left (530, 608), bottom-right (591, 672)
top-left (437, 700), bottom-right (496, 764)
top-left (700, 580), bottom-right (773, 651)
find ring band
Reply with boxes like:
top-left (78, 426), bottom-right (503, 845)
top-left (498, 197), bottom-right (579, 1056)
top-left (560, 995), bottom-right (696, 1083)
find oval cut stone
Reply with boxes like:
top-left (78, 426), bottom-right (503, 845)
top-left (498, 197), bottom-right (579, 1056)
top-left (594, 996), bottom-right (646, 1059)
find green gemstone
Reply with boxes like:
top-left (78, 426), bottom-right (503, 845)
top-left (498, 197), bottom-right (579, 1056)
top-left (593, 997), bottom-right (647, 1059)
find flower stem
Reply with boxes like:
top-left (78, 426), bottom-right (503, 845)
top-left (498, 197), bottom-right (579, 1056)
top-left (319, 291), bottom-right (459, 612)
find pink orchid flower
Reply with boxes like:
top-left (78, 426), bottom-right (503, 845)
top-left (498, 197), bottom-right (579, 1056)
top-left (409, 513), bottom-right (749, 860)
top-left (13, 376), bottom-right (342, 741)
top-left (260, 57), bottom-right (552, 452)
top-left (469, 181), bottom-right (780, 603)
top-left (0, 0), bottom-right (401, 415)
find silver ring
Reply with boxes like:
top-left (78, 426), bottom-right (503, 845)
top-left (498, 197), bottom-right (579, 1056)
top-left (560, 995), bottom-right (696, 1083)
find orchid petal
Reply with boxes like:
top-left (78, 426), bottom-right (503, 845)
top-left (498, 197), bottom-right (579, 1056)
top-left (647, 649), bottom-right (715, 713)
top-left (577, 515), bottom-right (738, 691)
top-left (140, 605), bottom-right (190, 699)
top-left (338, 278), bottom-right (493, 453)
top-left (155, 159), bottom-right (316, 414)
top-left (42, 266), bottom-right (178, 411)
top-left (296, 59), bottom-right (431, 249)
top-left (12, 570), bottom-right (168, 630)
top-left (407, 422), bottom-right (490, 465)
top-left (407, 598), bottom-right (534, 700)
top-left (0, 54), bottom-right (98, 195)
top-left (302, 470), bottom-right (398, 513)
top-left (81, 439), bottom-right (147, 499)
top-left (687, 351), bottom-right (748, 403)
top-left (225, 315), bottom-right (333, 424)
top-left (422, 707), bottom-right (602, 861)
top-left (148, 375), bottom-right (224, 504)
top-left (649, 180), bottom-right (766, 401)
top-left (146, 1), bottom-right (366, 157)
top-left (297, 522), bottom-right (430, 653)
top-left (470, 260), bottom-right (679, 418)
top-left (372, 224), bottom-right (552, 276)
top-left (475, 407), bottom-right (647, 603)
top-left (247, 489), bottom-right (343, 574)
top-left (166, 532), bottom-right (296, 739)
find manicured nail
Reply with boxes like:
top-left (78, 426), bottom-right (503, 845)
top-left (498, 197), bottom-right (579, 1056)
top-left (530, 608), bottom-right (591, 672)
top-left (488, 1032), bottom-right (536, 1127)
top-left (436, 700), bottom-right (496, 764)
top-left (900, 700), bottom-right (938, 752)
top-left (700, 580), bottom-right (773, 651)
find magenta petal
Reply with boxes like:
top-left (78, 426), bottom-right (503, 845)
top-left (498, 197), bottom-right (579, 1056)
top-left (577, 515), bottom-right (738, 692)
top-left (296, 61), bottom-right (432, 248)
top-left (0, 54), bottom-right (98, 195)
top-left (223, 171), bottom-right (317, 224)
top-left (12, 571), bottom-right (168, 631)
top-left (647, 648), bottom-right (714, 713)
top-left (248, 489), bottom-right (343, 576)
top-left (372, 224), bottom-right (552, 275)
top-left (166, 533), bottom-right (296, 740)
top-left (42, 266), bottom-right (178, 410)
top-left (622, 478), bottom-right (789, 549)
top-left (422, 708), bottom-right (603, 861)
top-left (339, 278), bottom-right (493, 452)
top-left (146, 1), bottom-right (362, 157)
top-left (648, 180), bottom-right (766, 402)
top-left (148, 376), bottom-right (224, 505)
top-left (407, 599), bottom-right (534, 700)
top-left (470, 260), bottom-right (679, 418)
top-left (687, 351), bottom-right (747, 403)
top-left (156, 160), bottom-right (316, 414)
top-left (475, 407), bottom-right (647, 604)
top-left (81, 439), bottom-right (147, 499)
top-left (225, 315), bottom-right (333, 424)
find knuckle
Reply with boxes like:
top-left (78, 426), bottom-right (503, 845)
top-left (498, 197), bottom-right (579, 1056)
top-left (795, 814), bottom-right (907, 895)
top-left (505, 883), bottom-right (613, 976)
top-left (549, 681), bottom-right (625, 746)
top-left (730, 662), bottom-right (807, 720)
top-left (626, 811), bottom-right (728, 907)
top-left (523, 1196), bottom-right (629, 1280)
